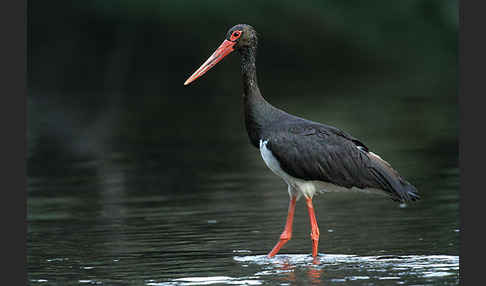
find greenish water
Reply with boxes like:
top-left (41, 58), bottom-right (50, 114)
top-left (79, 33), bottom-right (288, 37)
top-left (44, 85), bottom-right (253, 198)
top-left (27, 2), bottom-right (458, 284)
top-left (27, 83), bottom-right (459, 285)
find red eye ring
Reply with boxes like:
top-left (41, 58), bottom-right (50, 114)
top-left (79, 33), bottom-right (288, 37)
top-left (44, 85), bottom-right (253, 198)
top-left (230, 30), bottom-right (242, 41)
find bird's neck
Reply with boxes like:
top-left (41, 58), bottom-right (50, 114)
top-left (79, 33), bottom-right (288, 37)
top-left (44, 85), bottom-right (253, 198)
top-left (240, 47), bottom-right (283, 148)
top-left (240, 47), bottom-right (259, 96)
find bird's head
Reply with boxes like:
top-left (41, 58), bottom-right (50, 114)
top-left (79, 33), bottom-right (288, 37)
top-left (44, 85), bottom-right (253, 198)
top-left (226, 24), bottom-right (258, 52)
top-left (184, 24), bottom-right (257, 86)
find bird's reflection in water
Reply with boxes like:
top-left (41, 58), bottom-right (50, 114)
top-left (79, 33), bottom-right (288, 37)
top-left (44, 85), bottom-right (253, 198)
top-left (307, 266), bottom-right (324, 284)
top-left (274, 261), bottom-right (296, 283)
top-left (272, 258), bottom-right (324, 285)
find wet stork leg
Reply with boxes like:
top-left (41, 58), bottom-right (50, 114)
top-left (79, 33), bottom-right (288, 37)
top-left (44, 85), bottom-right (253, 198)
top-left (267, 195), bottom-right (297, 258)
top-left (306, 197), bottom-right (320, 257)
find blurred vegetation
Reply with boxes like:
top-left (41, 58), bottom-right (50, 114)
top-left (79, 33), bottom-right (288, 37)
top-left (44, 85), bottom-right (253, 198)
top-left (29, 0), bottom-right (457, 91)
top-left (27, 4), bottom-right (459, 282)
top-left (28, 0), bottom-right (457, 181)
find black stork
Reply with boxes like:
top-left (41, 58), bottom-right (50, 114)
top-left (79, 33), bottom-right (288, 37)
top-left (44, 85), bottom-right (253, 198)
top-left (184, 24), bottom-right (419, 258)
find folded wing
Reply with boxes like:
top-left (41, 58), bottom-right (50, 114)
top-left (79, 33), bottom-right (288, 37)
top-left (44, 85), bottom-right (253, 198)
top-left (263, 122), bottom-right (420, 202)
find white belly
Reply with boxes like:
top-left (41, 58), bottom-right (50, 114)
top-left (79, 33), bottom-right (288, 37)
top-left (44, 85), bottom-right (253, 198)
top-left (259, 139), bottom-right (384, 200)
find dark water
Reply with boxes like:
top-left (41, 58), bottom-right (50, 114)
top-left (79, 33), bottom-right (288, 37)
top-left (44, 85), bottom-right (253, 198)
top-left (27, 1), bottom-right (458, 284)
top-left (27, 86), bottom-right (459, 285)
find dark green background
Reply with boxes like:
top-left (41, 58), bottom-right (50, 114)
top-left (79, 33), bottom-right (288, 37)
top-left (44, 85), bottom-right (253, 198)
top-left (27, 1), bottom-right (459, 285)
top-left (28, 0), bottom-right (457, 174)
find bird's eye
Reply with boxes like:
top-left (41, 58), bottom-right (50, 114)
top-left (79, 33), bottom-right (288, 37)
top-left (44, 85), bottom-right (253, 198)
top-left (230, 30), bottom-right (242, 41)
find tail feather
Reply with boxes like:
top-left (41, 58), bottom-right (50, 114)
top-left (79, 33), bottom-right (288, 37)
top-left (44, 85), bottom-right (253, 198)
top-left (367, 152), bottom-right (420, 203)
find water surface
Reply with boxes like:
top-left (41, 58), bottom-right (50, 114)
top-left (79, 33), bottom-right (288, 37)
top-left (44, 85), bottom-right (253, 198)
top-left (28, 81), bottom-right (459, 285)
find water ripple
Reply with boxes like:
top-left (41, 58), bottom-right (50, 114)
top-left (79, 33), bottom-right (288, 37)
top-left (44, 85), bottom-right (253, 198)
top-left (233, 254), bottom-right (459, 284)
top-left (147, 276), bottom-right (262, 286)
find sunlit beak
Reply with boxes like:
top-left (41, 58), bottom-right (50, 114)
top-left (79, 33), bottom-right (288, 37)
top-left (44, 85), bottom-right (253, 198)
top-left (184, 39), bottom-right (236, 85)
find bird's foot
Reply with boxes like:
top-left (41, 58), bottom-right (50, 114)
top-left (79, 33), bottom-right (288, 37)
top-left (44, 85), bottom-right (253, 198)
top-left (310, 228), bottom-right (319, 257)
top-left (311, 238), bottom-right (319, 257)
top-left (267, 231), bottom-right (292, 258)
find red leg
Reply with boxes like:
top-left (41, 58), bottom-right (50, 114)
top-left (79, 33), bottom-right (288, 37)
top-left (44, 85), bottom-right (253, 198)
top-left (306, 197), bottom-right (320, 257)
top-left (267, 196), bottom-right (297, 258)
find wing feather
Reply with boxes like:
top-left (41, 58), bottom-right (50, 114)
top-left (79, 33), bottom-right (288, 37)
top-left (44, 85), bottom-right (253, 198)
top-left (263, 123), bottom-right (419, 202)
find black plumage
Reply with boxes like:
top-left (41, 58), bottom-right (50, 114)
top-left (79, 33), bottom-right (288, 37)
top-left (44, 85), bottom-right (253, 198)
top-left (184, 24), bottom-right (420, 258)
top-left (231, 24), bottom-right (419, 203)
top-left (261, 119), bottom-right (419, 202)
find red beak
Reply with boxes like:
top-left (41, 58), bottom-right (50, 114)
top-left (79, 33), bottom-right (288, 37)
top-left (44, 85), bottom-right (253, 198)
top-left (184, 39), bottom-right (236, 85)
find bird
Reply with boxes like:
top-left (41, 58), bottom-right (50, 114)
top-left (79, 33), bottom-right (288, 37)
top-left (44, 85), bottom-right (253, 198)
top-left (184, 24), bottom-right (419, 258)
